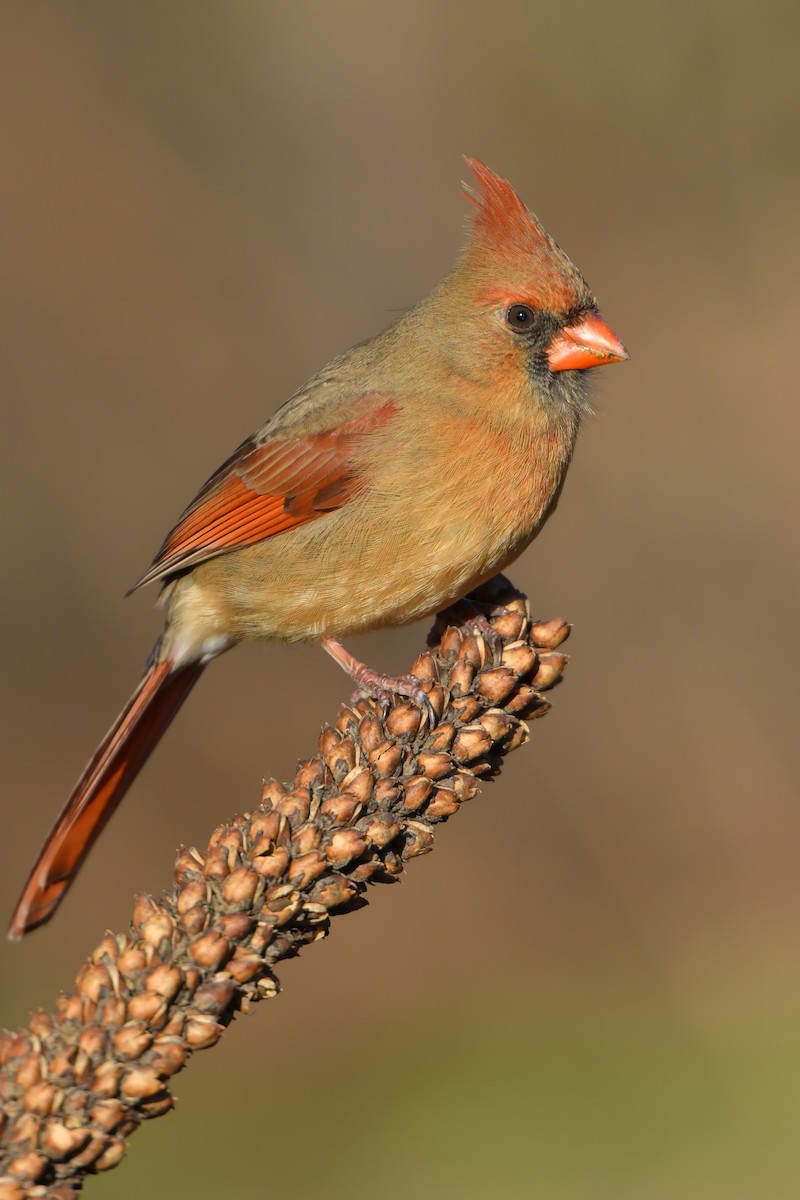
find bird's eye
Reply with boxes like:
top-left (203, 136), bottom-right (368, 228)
top-left (506, 304), bottom-right (535, 331)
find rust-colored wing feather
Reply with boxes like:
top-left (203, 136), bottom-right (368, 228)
top-left (131, 398), bottom-right (398, 591)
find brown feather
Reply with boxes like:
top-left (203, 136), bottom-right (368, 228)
top-left (8, 659), bottom-right (203, 939)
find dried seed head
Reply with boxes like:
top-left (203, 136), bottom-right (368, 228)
top-left (291, 823), bottom-right (323, 856)
top-left (183, 1017), bottom-right (223, 1051)
top-left (402, 776), bottom-right (434, 812)
top-left (310, 873), bottom-right (360, 910)
top-left (41, 1122), bottom-right (91, 1162)
top-left (417, 751), bottom-right (453, 780)
top-left (75, 963), bottom-right (112, 1004)
top-left (358, 813), bottom-right (402, 849)
top-left (476, 666), bottom-right (518, 704)
top-left (451, 725), bottom-right (493, 763)
top-left (221, 865), bottom-right (260, 907)
top-left (252, 846), bottom-right (290, 881)
top-left (339, 765), bottom-right (373, 803)
top-left (324, 829), bottom-right (368, 868)
top-left (425, 789), bottom-right (461, 820)
top-left (6, 1151), bottom-right (47, 1182)
top-left (22, 1082), bottom-right (56, 1118)
top-left (491, 609), bottom-right (526, 641)
top-left (319, 793), bottom-right (362, 824)
top-left (369, 740), bottom-right (402, 777)
top-left (112, 1022), bottom-right (153, 1062)
top-left (385, 701), bottom-right (422, 738)
top-left (188, 930), bottom-right (231, 971)
top-left (295, 758), bottom-right (327, 791)
top-left (286, 850), bottom-right (327, 888)
top-left (409, 652), bottom-right (438, 682)
top-left (358, 711), bottom-right (384, 752)
top-left (145, 964), bottom-right (184, 1001)
top-left (532, 652), bottom-right (569, 688)
top-left (448, 657), bottom-right (477, 697)
top-left (439, 625), bottom-right (464, 659)
top-left (402, 821), bottom-right (435, 857)
top-left (478, 709), bottom-right (518, 744)
top-left (94, 1138), bottom-right (126, 1172)
top-left (530, 616), bottom-right (571, 649)
top-left (501, 642), bottom-right (538, 677)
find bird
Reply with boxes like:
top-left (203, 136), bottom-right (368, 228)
top-left (8, 158), bottom-right (627, 939)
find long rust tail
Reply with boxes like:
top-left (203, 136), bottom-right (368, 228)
top-left (8, 657), bottom-right (204, 940)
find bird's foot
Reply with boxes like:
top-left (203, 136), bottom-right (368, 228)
top-left (320, 638), bottom-right (436, 728)
top-left (432, 598), bottom-right (510, 665)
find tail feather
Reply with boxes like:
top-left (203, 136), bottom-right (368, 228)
top-left (8, 657), bottom-right (204, 939)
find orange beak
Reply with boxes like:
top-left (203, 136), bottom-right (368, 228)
top-left (547, 312), bottom-right (628, 372)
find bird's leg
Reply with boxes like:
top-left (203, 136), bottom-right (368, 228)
top-left (320, 638), bottom-right (436, 727)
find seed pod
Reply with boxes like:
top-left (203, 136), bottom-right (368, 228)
top-left (369, 739), bottom-right (402, 777)
top-left (226, 949), bottom-right (265, 985)
top-left (417, 751), bottom-right (453, 780)
top-left (295, 758), bottom-right (327, 791)
top-left (478, 709), bottom-right (517, 744)
top-left (408, 652), bottom-right (437, 682)
top-left (501, 642), bottom-right (538, 677)
top-left (532, 652), bottom-right (569, 688)
top-left (41, 1122), bottom-right (91, 1162)
top-left (143, 964), bottom-right (183, 1001)
top-left (112, 1021), bottom-right (152, 1062)
top-left (89, 1100), bottom-right (127, 1133)
top-left (339, 764), bottom-right (373, 803)
top-left (530, 616), bottom-right (571, 649)
top-left (94, 1138), bottom-right (127, 1172)
top-left (403, 822), bottom-right (435, 857)
top-left (252, 846), bottom-right (290, 881)
top-left (358, 813), bottom-right (402, 848)
top-left (402, 776), bottom-right (433, 812)
top-left (116, 947), bottom-right (147, 976)
top-left (189, 931), bottom-right (231, 971)
top-left (173, 847), bottom-right (205, 883)
top-left (126, 993), bottom-right (167, 1026)
top-left (451, 725), bottom-right (493, 763)
top-left (448, 656), bottom-right (477, 696)
top-left (192, 979), bottom-right (235, 1016)
top-left (358, 711), bottom-right (384, 752)
top-left (477, 666), bottom-right (518, 704)
top-left (286, 851), bottom-right (327, 888)
top-left (216, 912), bottom-right (255, 941)
top-left (184, 1017), bottom-right (224, 1051)
top-left (22, 1082), bottom-right (56, 1118)
top-left (439, 625), bottom-right (463, 659)
top-left (426, 789), bottom-right (461, 819)
top-left (274, 788), bottom-right (312, 826)
top-left (221, 865), bottom-right (260, 907)
top-left (310, 873), bottom-right (360, 910)
top-left (492, 609), bottom-right (526, 641)
top-left (427, 722), bottom-right (456, 752)
top-left (14, 1055), bottom-right (42, 1091)
top-left (324, 829), bottom-right (368, 868)
top-left (385, 701), bottom-right (422, 738)
top-left (6, 1151), bottom-right (47, 1182)
top-left (320, 793), bottom-right (362, 824)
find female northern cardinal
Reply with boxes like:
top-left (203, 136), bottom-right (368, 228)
top-left (9, 159), bottom-right (627, 939)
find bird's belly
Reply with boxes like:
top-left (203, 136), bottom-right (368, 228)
top-left (183, 478), bottom-right (549, 645)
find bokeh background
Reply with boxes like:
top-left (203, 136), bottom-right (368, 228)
top-left (2, 2), bottom-right (799, 1197)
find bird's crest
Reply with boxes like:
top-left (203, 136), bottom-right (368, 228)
top-left (461, 157), bottom-right (590, 312)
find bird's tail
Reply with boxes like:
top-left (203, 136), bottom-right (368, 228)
top-left (8, 656), bottom-right (204, 940)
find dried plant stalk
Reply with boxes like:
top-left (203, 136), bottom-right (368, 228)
top-left (0, 576), bottom-right (570, 1199)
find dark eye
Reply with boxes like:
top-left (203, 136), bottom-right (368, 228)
top-left (506, 304), bottom-right (535, 331)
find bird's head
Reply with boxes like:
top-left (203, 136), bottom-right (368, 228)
top-left (447, 158), bottom-right (627, 409)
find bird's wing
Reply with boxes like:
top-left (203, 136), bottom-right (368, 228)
top-left (130, 396), bottom-right (398, 590)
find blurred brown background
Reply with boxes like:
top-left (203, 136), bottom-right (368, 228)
top-left (1, 2), bottom-right (799, 1197)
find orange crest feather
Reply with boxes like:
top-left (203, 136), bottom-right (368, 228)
top-left (460, 156), bottom-right (591, 313)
